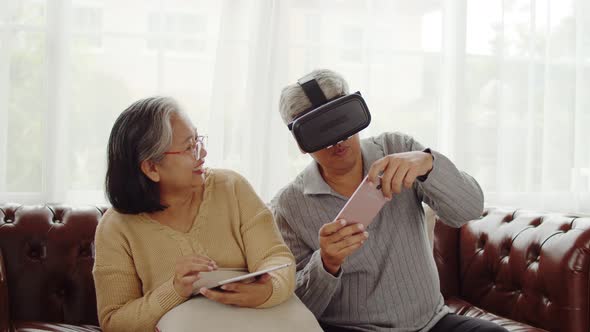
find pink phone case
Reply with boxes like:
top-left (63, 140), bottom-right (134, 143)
top-left (334, 176), bottom-right (389, 227)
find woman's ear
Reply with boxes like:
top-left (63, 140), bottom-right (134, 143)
top-left (140, 159), bottom-right (160, 182)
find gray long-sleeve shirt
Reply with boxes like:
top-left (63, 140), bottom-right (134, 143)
top-left (271, 132), bottom-right (484, 331)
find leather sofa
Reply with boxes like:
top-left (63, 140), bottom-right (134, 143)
top-left (1, 203), bottom-right (588, 331)
top-left (0, 204), bottom-right (103, 332)
top-left (434, 207), bottom-right (590, 332)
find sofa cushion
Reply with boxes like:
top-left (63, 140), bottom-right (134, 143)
top-left (14, 321), bottom-right (101, 332)
top-left (446, 297), bottom-right (547, 332)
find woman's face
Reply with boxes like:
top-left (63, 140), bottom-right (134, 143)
top-left (157, 113), bottom-right (207, 194)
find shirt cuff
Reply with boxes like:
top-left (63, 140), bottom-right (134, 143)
top-left (257, 275), bottom-right (282, 308)
top-left (310, 250), bottom-right (343, 281)
top-left (417, 148), bottom-right (434, 182)
top-left (155, 277), bottom-right (188, 312)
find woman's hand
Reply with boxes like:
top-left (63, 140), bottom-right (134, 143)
top-left (367, 151), bottom-right (433, 199)
top-left (173, 254), bottom-right (217, 298)
top-left (199, 273), bottom-right (273, 307)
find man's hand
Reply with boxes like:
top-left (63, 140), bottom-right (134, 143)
top-left (367, 151), bottom-right (433, 199)
top-left (319, 219), bottom-right (368, 276)
top-left (200, 273), bottom-right (273, 307)
top-left (173, 254), bottom-right (218, 298)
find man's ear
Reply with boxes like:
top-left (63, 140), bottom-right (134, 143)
top-left (140, 159), bottom-right (160, 182)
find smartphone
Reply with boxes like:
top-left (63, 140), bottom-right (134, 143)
top-left (334, 176), bottom-right (389, 227)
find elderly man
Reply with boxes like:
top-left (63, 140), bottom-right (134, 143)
top-left (271, 69), bottom-right (507, 332)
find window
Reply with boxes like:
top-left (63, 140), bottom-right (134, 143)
top-left (147, 12), bottom-right (207, 54)
top-left (72, 5), bottom-right (103, 50)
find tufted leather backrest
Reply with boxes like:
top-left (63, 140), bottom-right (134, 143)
top-left (456, 207), bottom-right (590, 332)
top-left (0, 203), bottom-right (107, 325)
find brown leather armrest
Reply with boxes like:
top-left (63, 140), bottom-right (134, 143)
top-left (0, 249), bottom-right (11, 332)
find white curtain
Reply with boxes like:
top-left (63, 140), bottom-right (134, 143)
top-left (0, 0), bottom-right (588, 213)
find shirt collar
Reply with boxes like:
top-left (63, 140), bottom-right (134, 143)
top-left (302, 162), bottom-right (332, 195)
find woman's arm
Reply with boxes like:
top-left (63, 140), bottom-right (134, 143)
top-left (236, 175), bottom-right (296, 308)
top-left (92, 217), bottom-right (187, 332)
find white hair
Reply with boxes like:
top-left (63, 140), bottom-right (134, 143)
top-left (278, 69), bottom-right (350, 125)
top-left (110, 96), bottom-right (181, 164)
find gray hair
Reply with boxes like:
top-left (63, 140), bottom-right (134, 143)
top-left (278, 69), bottom-right (350, 125)
top-left (106, 96), bottom-right (188, 213)
top-left (110, 96), bottom-right (181, 164)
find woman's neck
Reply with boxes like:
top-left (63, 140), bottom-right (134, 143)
top-left (149, 185), bottom-right (204, 232)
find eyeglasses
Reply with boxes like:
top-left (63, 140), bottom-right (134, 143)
top-left (164, 135), bottom-right (207, 160)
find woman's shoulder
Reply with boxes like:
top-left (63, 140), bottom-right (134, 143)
top-left (207, 168), bottom-right (250, 187)
top-left (96, 208), bottom-right (143, 238)
top-left (207, 169), bottom-right (262, 208)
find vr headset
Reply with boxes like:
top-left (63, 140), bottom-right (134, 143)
top-left (287, 74), bottom-right (371, 153)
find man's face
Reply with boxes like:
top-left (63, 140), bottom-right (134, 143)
top-left (309, 134), bottom-right (362, 172)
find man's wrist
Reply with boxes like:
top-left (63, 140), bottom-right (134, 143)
top-left (324, 264), bottom-right (341, 276)
top-left (417, 148), bottom-right (433, 182)
top-left (320, 255), bottom-right (341, 276)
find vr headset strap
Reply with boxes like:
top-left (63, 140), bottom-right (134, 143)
top-left (297, 75), bottom-right (328, 108)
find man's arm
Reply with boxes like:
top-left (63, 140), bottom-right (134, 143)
top-left (407, 136), bottom-right (484, 227)
top-left (369, 132), bottom-right (484, 228)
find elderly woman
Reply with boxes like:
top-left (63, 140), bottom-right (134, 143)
top-left (93, 97), bottom-right (295, 332)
